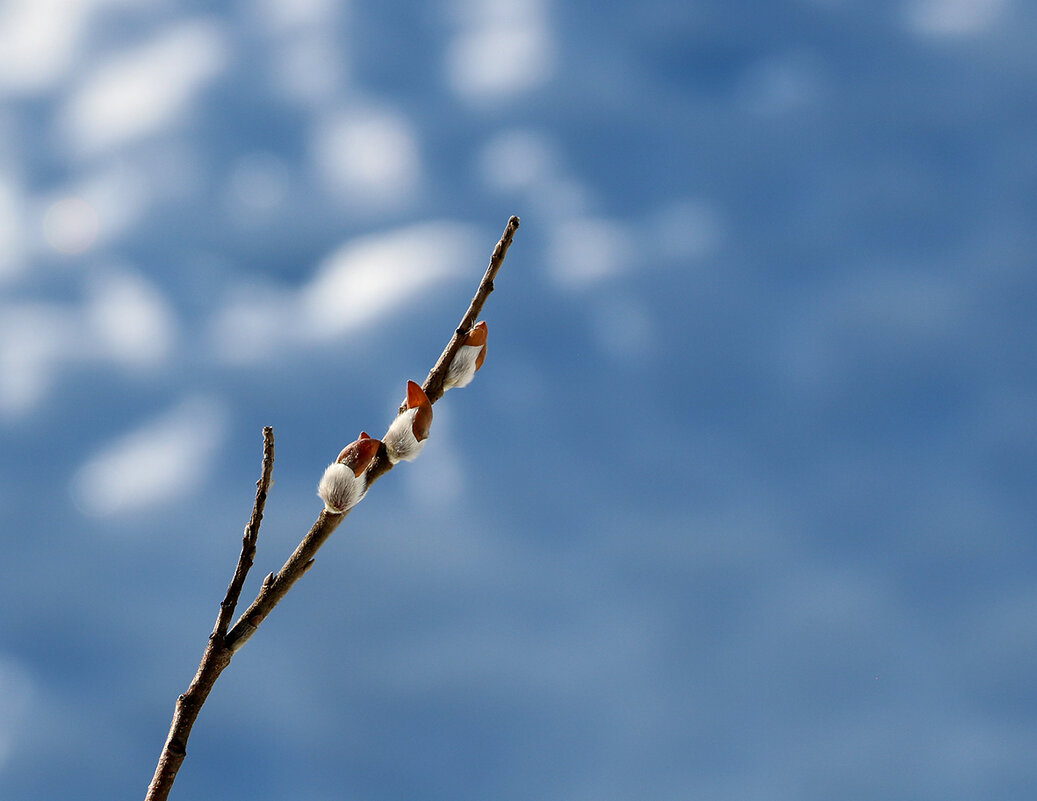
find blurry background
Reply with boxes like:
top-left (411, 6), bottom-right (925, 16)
top-left (2, 1), bottom-right (1036, 799)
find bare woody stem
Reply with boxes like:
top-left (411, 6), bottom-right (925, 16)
top-left (412, 213), bottom-right (520, 409)
top-left (144, 215), bottom-right (519, 801)
top-left (145, 426), bottom-right (274, 801)
top-left (226, 215), bottom-right (520, 650)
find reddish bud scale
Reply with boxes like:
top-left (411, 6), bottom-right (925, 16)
top-left (443, 321), bottom-right (488, 390)
top-left (384, 380), bottom-right (432, 463)
top-left (319, 433), bottom-right (382, 513)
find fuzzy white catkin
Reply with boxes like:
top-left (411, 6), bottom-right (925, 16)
top-left (443, 343), bottom-right (483, 389)
top-left (317, 462), bottom-right (366, 513)
top-left (383, 408), bottom-right (425, 463)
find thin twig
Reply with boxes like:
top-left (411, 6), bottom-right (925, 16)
top-left (144, 216), bottom-right (519, 800)
top-left (226, 215), bottom-right (520, 646)
top-left (417, 213), bottom-right (520, 407)
top-left (215, 426), bottom-right (275, 639)
top-left (145, 426), bottom-right (275, 801)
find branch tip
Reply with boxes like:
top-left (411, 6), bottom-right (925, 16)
top-left (147, 220), bottom-right (521, 801)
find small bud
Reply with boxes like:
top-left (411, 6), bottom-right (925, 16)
top-left (383, 380), bottom-right (432, 463)
top-left (335, 436), bottom-right (381, 476)
top-left (443, 321), bottom-right (488, 390)
top-left (318, 433), bottom-right (382, 513)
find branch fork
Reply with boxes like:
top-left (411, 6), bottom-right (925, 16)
top-left (144, 216), bottom-right (519, 801)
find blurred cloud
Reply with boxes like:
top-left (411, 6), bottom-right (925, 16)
top-left (34, 161), bottom-right (156, 258)
top-left (82, 267), bottom-right (176, 367)
top-left (296, 220), bottom-right (480, 341)
top-left (478, 129), bottom-right (560, 194)
top-left (545, 217), bottom-right (636, 290)
top-left (776, 268), bottom-right (970, 395)
top-left (40, 196), bottom-right (99, 254)
top-left (0, 267), bottom-right (175, 418)
top-left (401, 403), bottom-right (465, 510)
top-left (735, 52), bottom-right (827, 116)
top-left (60, 20), bottom-right (227, 155)
top-left (269, 34), bottom-right (346, 104)
top-left (311, 106), bottom-right (422, 211)
top-left (588, 296), bottom-right (656, 363)
top-left (45, 161), bottom-right (153, 252)
top-left (903, 0), bottom-right (1010, 36)
top-left (0, 303), bottom-right (78, 418)
top-left (645, 198), bottom-right (725, 264)
top-left (445, 0), bottom-right (554, 102)
top-left (0, 0), bottom-right (93, 95)
top-left (209, 219), bottom-right (482, 364)
top-left (1, 3), bottom-right (1034, 799)
top-left (224, 152), bottom-right (290, 225)
top-left (70, 394), bottom-right (228, 518)
top-left (254, 0), bottom-right (348, 104)
top-left (207, 280), bottom-right (295, 365)
top-left (476, 128), bottom-right (591, 218)
top-left (254, 0), bottom-right (340, 32)
top-left (0, 655), bottom-right (35, 768)
top-left (0, 177), bottom-right (26, 280)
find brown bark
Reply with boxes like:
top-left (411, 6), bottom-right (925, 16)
top-left (144, 216), bottom-right (519, 801)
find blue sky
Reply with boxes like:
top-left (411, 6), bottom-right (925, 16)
top-left (2, 1), bottom-right (1036, 799)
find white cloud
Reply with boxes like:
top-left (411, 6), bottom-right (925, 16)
top-left (252, 0), bottom-right (347, 105)
top-left (0, 656), bottom-right (35, 768)
top-left (208, 219), bottom-right (491, 364)
top-left (41, 195), bottom-right (99, 254)
top-left (446, 21), bottom-right (553, 102)
top-left (0, 303), bottom-right (77, 418)
top-left (477, 129), bottom-right (559, 194)
top-left (61, 161), bottom-right (153, 248)
top-left (208, 281), bottom-right (295, 365)
top-left (37, 162), bottom-right (155, 256)
top-left (477, 128), bottom-right (591, 218)
top-left (270, 35), bottom-right (345, 105)
top-left (545, 217), bottom-right (636, 290)
top-left (0, 1), bottom-right (162, 95)
top-left (904, 0), bottom-right (1009, 36)
top-left (254, 0), bottom-right (340, 32)
top-left (445, 0), bottom-right (546, 24)
top-left (297, 220), bottom-right (479, 340)
top-left (0, 0), bottom-right (89, 95)
top-left (71, 395), bottom-right (228, 517)
top-left (311, 106), bottom-right (421, 211)
top-left (61, 20), bottom-right (227, 155)
top-left (82, 268), bottom-right (176, 367)
top-left (0, 268), bottom-right (176, 418)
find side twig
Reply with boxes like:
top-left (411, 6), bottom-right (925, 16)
top-left (145, 426), bottom-right (274, 801)
top-left (144, 215), bottom-right (519, 801)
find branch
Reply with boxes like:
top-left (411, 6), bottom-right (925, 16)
top-left (417, 213), bottom-right (520, 407)
top-left (144, 216), bottom-right (519, 801)
top-left (216, 426), bottom-right (275, 639)
top-left (224, 214), bottom-right (520, 649)
top-left (145, 426), bottom-right (275, 801)
top-left (225, 214), bottom-right (520, 649)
